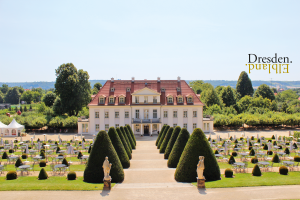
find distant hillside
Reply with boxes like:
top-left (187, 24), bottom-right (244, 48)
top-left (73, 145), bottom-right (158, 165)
top-left (1, 80), bottom-right (300, 90)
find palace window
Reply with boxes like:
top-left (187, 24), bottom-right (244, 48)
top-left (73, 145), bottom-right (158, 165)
top-left (173, 124), bottom-right (177, 128)
top-left (135, 124), bottom-right (140, 132)
top-left (168, 96), bottom-right (173, 103)
top-left (188, 97), bottom-right (193, 103)
top-left (164, 111), bottom-right (168, 118)
top-left (99, 98), bottom-right (104, 104)
top-left (115, 112), bottom-right (119, 118)
top-left (178, 97), bottom-right (183, 103)
top-left (125, 111), bottom-right (129, 118)
top-left (105, 112), bottom-right (109, 118)
top-left (144, 96), bottom-right (148, 103)
top-left (193, 123), bottom-right (197, 129)
top-left (95, 112), bottom-right (99, 118)
top-left (183, 123), bottom-right (187, 128)
top-left (109, 97), bottom-right (114, 104)
top-left (135, 110), bottom-right (140, 119)
top-left (135, 96), bottom-right (139, 104)
top-left (119, 97), bottom-right (125, 104)
top-left (183, 111), bottom-right (187, 118)
top-left (144, 109), bottom-right (149, 119)
top-left (193, 111), bottom-right (197, 117)
top-left (153, 124), bottom-right (157, 131)
top-left (173, 111), bottom-right (177, 118)
top-left (115, 124), bottom-right (119, 129)
top-left (105, 124), bottom-right (109, 132)
top-left (153, 96), bottom-right (157, 104)
top-left (95, 124), bottom-right (99, 131)
top-left (153, 109), bottom-right (157, 118)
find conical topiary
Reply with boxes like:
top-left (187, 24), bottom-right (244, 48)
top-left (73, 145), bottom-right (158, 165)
top-left (284, 147), bottom-right (290, 155)
top-left (175, 128), bottom-right (221, 182)
top-left (157, 125), bottom-right (170, 149)
top-left (120, 126), bottom-right (132, 151)
top-left (167, 128), bottom-right (190, 168)
top-left (228, 155), bottom-right (236, 164)
top-left (116, 127), bottom-right (132, 159)
top-left (62, 158), bottom-right (69, 167)
top-left (252, 164), bottom-right (261, 176)
top-left (249, 148), bottom-right (255, 156)
top-left (84, 131), bottom-right (124, 183)
top-left (40, 151), bottom-right (46, 159)
top-left (38, 168), bottom-right (48, 180)
top-left (15, 157), bottom-right (23, 167)
top-left (156, 125), bottom-right (166, 146)
top-left (272, 154), bottom-right (280, 163)
top-left (124, 126), bottom-right (135, 149)
top-left (164, 126), bottom-right (181, 159)
top-left (126, 124), bottom-right (136, 145)
top-left (108, 127), bottom-right (130, 168)
top-left (263, 144), bottom-right (268, 150)
top-left (2, 151), bottom-right (8, 159)
top-left (159, 127), bottom-right (174, 153)
top-left (88, 145), bottom-right (92, 153)
top-left (77, 151), bottom-right (83, 159)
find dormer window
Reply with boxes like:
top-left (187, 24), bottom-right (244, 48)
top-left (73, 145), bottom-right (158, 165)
top-left (109, 97), bottom-right (114, 104)
top-left (177, 87), bottom-right (181, 92)
top-left (161, 88), bottom-right (165, 92)
top-left (178, 96), bottom-right (183, 103)
top-left (99, 97), bottom-right (105, 104)
top-left (126, 87), bottom-right (131, 92)
top-left (168, 96), bottom-right (173, 103)
top-left (119, 97), bottom-right (125, 104)
top-left (111, 87), bottom-right (115, 92)
top-left (187, 97), bottom-right (193, 103)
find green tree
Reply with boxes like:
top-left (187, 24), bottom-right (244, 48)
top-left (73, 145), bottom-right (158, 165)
top-left (164, 126), bottom-right (181, 159)
top-left (108, 127), bottom-right (130, 168)
top-left (43, 92), bottom-right (57, 107)
top-left (215, 86), bottom-right (225, 96)
top-left (220, 86), bottom-right (236, 107)
top-left (254, 84), bottom-right (275, 101)
top-left (200, 88), bottom-right (222, 107)
top-left (174, 128), bottom-right (220, 182)
top-left (157, 125), bottom-right (170, 149)
top-left (4, 87), bottom-right (20, 104)
top-left (126, 124), bottom-right (136, 145)
top-left (53, 97), bottom-right (64, 115)
top-left (156, 125), bottom-right (166, 146)
top-left (159, 127), bottom-right (174, 153)
top-left (281, 102), bottom-right (288, 112)
top-left (189, 80), bottom-right (204, 94)
top-left (270, 100), bottom-right (278, 111)
top-left (84, 130), bottom-right (124, 183)
top-left (116, 128), bottom-right (132, 159)
top-left (0, 91), bottom-right (4, 103)
top-left (236, 71), bottom-right (254, 98)
top-left (0, 84), bottom-right (9, 94)
top-left (93, 82), bottom-right (102, 90)
top-left (21, 90), bottom-right (41, 103)
top-left (55, 63), bottom-right (91, 116)
top-left (167, 128), bottom-right (190, 168)
top-left (124, 126), bottom-right (135, 149)
top-left (120, 126), bottom-right (132, 151)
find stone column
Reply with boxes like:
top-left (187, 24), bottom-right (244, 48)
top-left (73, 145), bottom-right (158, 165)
top-left (159, 124), bottom-right (161, 132)
top-left (150, 124), bottom-right (152, 136)
top-left (141, 124), bottom-right (144, 136)
top-left (132, 124), bottom-right (135, 135)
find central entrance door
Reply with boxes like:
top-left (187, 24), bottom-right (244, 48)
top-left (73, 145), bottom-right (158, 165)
top-left (144, 125), bottom-right (149, 136)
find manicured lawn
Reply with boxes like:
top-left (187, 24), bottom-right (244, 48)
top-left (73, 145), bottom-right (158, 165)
top-left (0, 176), bottom-right (113, 191)
top-left (192, 172), bottom-right (300, 188)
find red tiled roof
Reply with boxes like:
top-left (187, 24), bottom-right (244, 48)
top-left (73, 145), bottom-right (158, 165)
top-left (88, 80), bottom-right (205, 106)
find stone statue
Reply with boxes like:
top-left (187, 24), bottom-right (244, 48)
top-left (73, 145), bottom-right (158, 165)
top-left (103, 156), bottom-right (112, 181)
top-left (197, 156), bottom-right (205, 179)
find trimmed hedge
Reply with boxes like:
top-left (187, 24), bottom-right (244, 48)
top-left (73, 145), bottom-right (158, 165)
top-left (108, 127), bottom-right (130, 168)
top-left (88, 145), bottom-right (92, 154)
top-left (39, 160), bottom-right (46, 167)
top-left (284, 147), bottom-right (290, 155)
top-left (126, 124), bottom-right (136, 145)
top-left (228, 156), bottom-right (235, 164)
top-left (263, 144), bottom-right (268, 150)
top-left (231, 152), bottom-right (237, 157)
top-left (9, 149), bottom-right (14, 153)
top-left (67, 171), bottom-right (77, 180)
top-left (267, 150), bottom-right (273, 155)
top-left (6, 171), bottom-right (17, 180)
top-left (159, 127), bottom-right (174, 154)
top-left (77, 151), bottom-right (83, 159)
top-left (15, 158), bottom-right (23, 168)
top-left (120, 126), bottom-right (132, 151)
top-left (214, 150), bottom-right (219, 154)
top-left (83, 130), bottom-right (124, 183)
top-left (21, 154), bottom-right (28, 159)
top-left (124, 126), bottom-right (135, 149)
top-left (164, 126), bottom-right (181, 159)
top-left (2, 151), bottom-right (8, 159)
top-left (38, 168), bottom-right (48, 180)
top-left (167, 128), bottom-right (190, 168)
top-left (175, 128), bottom-right (220, 182)
top-left (62, 158), bottom-right (69, 167)
top-left (116, 127), bottom-right (132, 159)
top-left (251, 157), bottom-right (258, 164)
top-left (157, 125), bottom-right (170, 149)
top-left (279, 166), bottom-right (288, 175)
top-left (294, 156), bottom-right (300, 162)
top-left (224, 168), bottom-right (233, 178)
top-left (249, 148), bottom-right (255, 156)
top-left (252, 164), bottom-right (261, 176)
top-left (156, 125), bottom-right (166, 146)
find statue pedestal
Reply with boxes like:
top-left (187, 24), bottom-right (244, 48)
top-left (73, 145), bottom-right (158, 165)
top-left (197, 178), bottom-right (205, 189)
top-left (103, 179), bottom-right (112, 190)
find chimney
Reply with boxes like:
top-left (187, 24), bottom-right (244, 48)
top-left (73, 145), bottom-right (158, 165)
top-left (157, 77), bottom-right (161, 82)
top-left (111, 77), bottom-right (114, 82)
top-left (177, 76), bottom-right (181, 82)
top-left (132, 77), bottom-right (135, 82)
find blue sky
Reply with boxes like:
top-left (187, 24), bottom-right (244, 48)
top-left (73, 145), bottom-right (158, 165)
top-left (0, 0), bottom-right (299, 82)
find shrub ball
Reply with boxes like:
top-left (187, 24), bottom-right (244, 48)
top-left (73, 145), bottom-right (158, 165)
top-left (279, 166), bottom-right (288, 175)
top-left (6, 171), bottom-right (17, 180)
top-left (67, 171), bottom-right (77, 180)
top-left (252, 164), bottom-right (262, 176)
top-left (224, 168), bottom-right (233, 178)
top-left (39, 160), bottom-right (47, 167)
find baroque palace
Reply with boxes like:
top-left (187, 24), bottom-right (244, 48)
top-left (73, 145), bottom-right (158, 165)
top-left (78, 77), bottom-right (213, 135)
